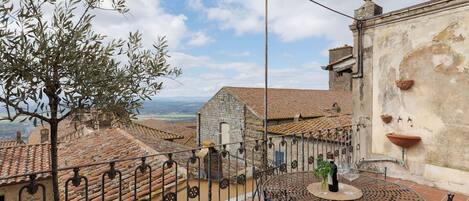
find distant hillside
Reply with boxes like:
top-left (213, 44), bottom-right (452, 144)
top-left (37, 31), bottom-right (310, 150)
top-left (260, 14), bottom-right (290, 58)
top-left (140, 98), bottom-right (206, 115)
top-left (0, 97), bottom-right (208, 138)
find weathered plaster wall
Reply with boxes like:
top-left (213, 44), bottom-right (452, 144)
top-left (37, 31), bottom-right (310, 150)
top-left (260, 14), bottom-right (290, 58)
top-left (0, 179), bottom-right (53, 200)
top-left (361, 3), bottom-right (469, 194)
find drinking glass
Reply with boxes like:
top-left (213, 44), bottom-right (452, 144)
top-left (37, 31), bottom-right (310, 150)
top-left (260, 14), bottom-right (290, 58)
top-left (343, 169), bottom-right (360, 182)
top-left (337, 163), bottom-right (350, 183)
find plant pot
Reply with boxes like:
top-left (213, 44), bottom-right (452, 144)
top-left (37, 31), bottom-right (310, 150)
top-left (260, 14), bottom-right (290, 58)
top-left (386, 133), bottom-right (421, 148)
top-left (396, 80), bottom-right (414, 90)
top-left (380, 115), bottom-right (393, 124)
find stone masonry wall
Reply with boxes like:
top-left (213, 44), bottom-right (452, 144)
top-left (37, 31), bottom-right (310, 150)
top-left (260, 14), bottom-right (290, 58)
top-left (329, 46), bottom-right (353, 91)
top-left (199, 89), bottom-right (245, 154)
top-left (329, 71), bottom-right (353, 91)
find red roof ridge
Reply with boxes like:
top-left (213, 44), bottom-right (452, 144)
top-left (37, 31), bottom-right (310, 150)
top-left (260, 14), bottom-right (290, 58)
top-left (223, 86), bottom-right (347, 92)
top-left (217, 87), bottom-right (352, 120)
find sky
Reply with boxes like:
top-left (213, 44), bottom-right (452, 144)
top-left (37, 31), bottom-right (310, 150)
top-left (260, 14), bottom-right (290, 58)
top-left (91, 0), bottom-right (427, 97)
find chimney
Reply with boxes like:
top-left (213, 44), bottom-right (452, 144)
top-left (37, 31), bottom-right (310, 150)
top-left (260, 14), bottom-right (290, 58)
top-left (354, 0), bottom-right (383, 19)
top-left (327, 45), bottom-right (353, 91)
top-left (40, 129), bottom-right (49, 143)
top-left (16, 131), bottom-right (22, 143)
top-left (329, 45), bottom-right (353, 64)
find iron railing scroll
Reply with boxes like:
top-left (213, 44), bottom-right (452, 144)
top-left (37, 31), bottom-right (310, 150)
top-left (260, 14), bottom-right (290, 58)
top-left (6, 124), bottom-right (362, 201)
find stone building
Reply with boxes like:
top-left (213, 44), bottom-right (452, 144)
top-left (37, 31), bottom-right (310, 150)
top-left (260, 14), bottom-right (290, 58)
top-left (325, 45), bottom-right (355, 91)
top-left (266, 114), bottom-right (352, 170)
top-left (351, 0), bottom-right (469, 194)
top-left (198, 86), bottom-right (352, 161)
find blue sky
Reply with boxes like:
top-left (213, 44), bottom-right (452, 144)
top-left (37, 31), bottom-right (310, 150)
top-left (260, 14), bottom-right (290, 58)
top-left (92, 0), bottom-right (426, 97)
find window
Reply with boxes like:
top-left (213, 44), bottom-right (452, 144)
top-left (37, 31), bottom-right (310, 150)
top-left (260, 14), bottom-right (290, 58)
top-left (275, 151), bottom-right (285, 166)
top-left (220, 122), bottom-right (230, 144)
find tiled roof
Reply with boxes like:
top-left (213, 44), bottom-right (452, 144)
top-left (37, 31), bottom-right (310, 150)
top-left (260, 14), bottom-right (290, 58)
top-left (0, 128), bottom-right (186, 199)
top-left (58, 128), bottom-right (186, 201)
top-left (124, 125), bottom-right (195, 171)
top-left (139, 119), bottom-right (198, 148)
top-left (122, 121), bottom-right (184, 140)
top-left (267, 115), bottom-right (352, 138)
top-left (222, 87), bottom-right (352, 120)
top-left (132, 121), bottom-right (248, 176)
top-left (327, 55), bottom-right (354, 71)
top-left (0, 139), bottom-right (25, 148)
top-left (28, 119), bottom-right (79, 144)
top-left (328, 44), bottom-right (352, 51)
top-left (0, 143), bottom-right (51, 185)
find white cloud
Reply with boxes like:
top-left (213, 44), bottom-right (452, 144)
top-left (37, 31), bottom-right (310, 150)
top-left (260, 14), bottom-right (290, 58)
top-left (195, 0), bottom-right (427, 44)
top-left (86, 0), bottom-right (430, 97)
top-left (187, 0), bottom-right (204, 10)
top-left (221, 51), bottom-right (252, 57)
top-left (91, 0), bottom-right (192, 49)
top-left (188, 31), bottom-right (215, 46)
top-left (169, 52), bottom-right (211, 68)
top-left (160, 52), bottom-right (329, 97)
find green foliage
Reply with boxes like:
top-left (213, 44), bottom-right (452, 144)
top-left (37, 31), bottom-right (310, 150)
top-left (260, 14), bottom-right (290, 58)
top-left (314, 157), bottom-right (332, 181)
top-left (0, 0), bottom-right (181, 125)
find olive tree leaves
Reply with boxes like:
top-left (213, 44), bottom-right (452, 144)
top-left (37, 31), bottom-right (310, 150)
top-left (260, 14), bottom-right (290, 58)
top-left (0, 0), bottom-right (181, 125)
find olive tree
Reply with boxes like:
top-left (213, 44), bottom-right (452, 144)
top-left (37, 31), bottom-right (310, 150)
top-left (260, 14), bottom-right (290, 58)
top-left (0, 0), bottom-right (181, 200)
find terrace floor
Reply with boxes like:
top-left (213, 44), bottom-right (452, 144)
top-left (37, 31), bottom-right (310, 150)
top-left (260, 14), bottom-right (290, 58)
top-left (366, 173), bottom-right (469, 201)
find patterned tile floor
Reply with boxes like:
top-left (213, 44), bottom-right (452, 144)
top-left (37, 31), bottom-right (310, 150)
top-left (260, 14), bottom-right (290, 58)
top-left (365, 173), bottom-right (469, 201)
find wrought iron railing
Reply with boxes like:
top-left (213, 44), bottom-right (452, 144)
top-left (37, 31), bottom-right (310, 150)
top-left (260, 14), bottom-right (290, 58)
top-left (3, 124), bottom-right (363, 201)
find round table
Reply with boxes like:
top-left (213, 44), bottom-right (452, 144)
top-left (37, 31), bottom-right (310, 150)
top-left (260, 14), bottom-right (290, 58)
top-left (262, 172), bottom-right (425, 201)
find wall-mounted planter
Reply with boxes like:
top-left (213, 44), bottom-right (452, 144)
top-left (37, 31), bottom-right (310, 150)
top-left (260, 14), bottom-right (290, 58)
top-left (380, 114), bottom-right (393, 124)
top-left (386, 133), bottom-right (421, 148)
top-left (396, 80), bottom-right (414, 90)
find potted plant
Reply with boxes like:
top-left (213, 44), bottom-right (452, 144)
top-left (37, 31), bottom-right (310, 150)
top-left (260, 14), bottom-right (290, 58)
top-left (314, 158), bottom-right (332, 190)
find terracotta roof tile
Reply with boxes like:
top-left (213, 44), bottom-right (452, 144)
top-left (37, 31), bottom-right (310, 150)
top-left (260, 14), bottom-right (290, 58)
top-left (139, 119), bottom-right (197, 148)
top-left (328, 44), bottom-right (352, 51)
top-left (132, 120), bottom-right (247, 176)
top-left (0, 143), bottom-right (51, 185)
top-left (0, 139), bottom-right (25, 148)
top-left (327, 55), bottom-right (354, 70)
top-left (57, 128), bottom-right (186, 201)
top-left (122, 121), bottom-right (183, 140)
top-left (222, 87), bottom-right (352, 120)
top-left (267, 115), bottom-right (352, 139)
top-left (0, 128), bottom-right (186, 199)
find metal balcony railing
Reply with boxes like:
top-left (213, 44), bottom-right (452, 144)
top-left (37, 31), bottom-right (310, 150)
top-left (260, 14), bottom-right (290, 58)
top-left (3, 124), bottom-right (363, 201)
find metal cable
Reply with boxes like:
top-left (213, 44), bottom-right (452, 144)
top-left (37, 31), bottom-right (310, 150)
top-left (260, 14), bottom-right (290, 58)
top-left (308, 0), bottom-right (360, 21)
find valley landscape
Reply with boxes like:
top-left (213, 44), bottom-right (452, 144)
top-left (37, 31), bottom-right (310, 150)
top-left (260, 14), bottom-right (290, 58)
top-left (0, 97), bottom-right (207, 139)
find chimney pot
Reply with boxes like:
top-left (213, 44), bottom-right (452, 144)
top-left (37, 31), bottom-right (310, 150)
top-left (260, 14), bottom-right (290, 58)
top-left (40, 129), bottom-right (49, 143)
top-left (355, 0), bottom-right (383, 19)
top-left (16, 131), bottom-right (22, 143)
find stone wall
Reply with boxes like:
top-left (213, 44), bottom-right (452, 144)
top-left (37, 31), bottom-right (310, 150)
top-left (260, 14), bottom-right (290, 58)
top-left (329, 46), bottom-right (353, 91)
top-left (199, 89), bottom-right (246, 154)
top-left (329, 70), bottom-right (353, 91)
top-left (199, 88), bottom-right (281, 167)
top-left (353, 0), bottom-right (469, 194)
top-left (266, 135), bottom-right (353, 173)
